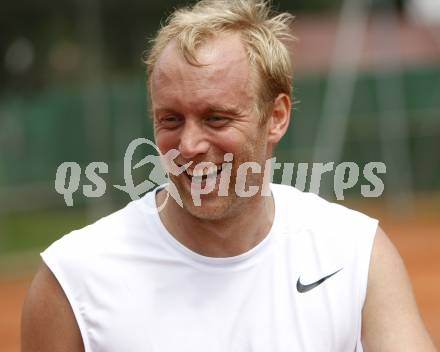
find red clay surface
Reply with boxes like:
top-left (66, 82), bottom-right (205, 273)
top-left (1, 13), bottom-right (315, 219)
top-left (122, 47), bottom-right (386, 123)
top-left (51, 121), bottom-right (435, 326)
top-left (0, 277), bottom-right (30, 352)
top-left (1, 201), bottom-right (439, 351)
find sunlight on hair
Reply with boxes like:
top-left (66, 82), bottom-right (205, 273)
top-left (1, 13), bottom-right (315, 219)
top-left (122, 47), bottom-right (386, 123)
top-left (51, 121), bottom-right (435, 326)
top-left (144, 0), bottom-right (296, 121)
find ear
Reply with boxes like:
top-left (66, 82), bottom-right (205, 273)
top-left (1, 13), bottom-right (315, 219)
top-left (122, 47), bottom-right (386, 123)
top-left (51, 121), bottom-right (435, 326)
top-left (267, 93), bottom-right (291, 144)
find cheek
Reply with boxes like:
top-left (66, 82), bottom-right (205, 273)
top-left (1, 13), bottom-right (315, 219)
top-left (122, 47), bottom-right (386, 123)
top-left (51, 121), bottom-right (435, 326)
top-left (213, 125), bottom-right (260, 151)
top-left (212, 131), bottom-right (242, 153)
top-left (154, 129), bottom-right (180, 154)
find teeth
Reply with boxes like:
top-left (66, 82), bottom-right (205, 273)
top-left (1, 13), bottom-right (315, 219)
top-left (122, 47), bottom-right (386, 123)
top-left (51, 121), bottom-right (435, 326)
top-left (186, 164), bottom-right (221, 178)
top-left (205, 165), bottom-right (218, 177)
top-left (194, 168), bottom-right (204, 177)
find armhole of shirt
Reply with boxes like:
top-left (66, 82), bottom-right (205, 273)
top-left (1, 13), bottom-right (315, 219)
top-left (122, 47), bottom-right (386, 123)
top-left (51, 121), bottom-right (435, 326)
top-left (355, 218), bottom-right (379, 350)
top-left (40, 251), bottom-right (92, 352)
top-left (358, 218), bottom-right (379, 307)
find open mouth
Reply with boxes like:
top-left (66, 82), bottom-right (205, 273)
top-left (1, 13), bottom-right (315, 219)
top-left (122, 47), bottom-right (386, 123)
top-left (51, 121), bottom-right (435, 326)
top-left (183, 164), bottom-right (223, 183)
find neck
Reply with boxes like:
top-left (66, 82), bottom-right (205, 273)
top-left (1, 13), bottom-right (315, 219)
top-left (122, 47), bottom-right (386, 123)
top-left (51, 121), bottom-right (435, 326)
top-left (156, 187), bottom-right (275, 258)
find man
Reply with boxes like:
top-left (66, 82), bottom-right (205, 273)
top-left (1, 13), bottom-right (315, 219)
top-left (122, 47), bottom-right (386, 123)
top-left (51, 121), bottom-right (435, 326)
top-left (22, 0), bottom-right (435, 351)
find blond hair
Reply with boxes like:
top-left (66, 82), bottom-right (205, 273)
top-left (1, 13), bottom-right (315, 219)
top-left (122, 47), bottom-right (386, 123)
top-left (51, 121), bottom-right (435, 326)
top-left (144, 0), bottom-right (295, 121)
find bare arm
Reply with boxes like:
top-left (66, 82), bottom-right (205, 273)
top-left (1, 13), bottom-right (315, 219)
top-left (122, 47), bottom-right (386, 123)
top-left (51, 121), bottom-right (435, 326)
top-left (362, 227), bottom-right (437, 351)
top-left (21, 263), bottom-right (84, 352)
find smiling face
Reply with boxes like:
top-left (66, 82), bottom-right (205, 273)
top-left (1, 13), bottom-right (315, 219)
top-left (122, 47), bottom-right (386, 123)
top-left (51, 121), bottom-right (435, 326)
top-left (150, 33), bottom-right (276, 220)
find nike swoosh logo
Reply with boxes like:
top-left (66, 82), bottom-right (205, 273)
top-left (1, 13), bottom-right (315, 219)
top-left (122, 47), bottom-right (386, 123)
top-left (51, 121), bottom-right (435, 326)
top-left (296, 268), bottom-right (343, 293)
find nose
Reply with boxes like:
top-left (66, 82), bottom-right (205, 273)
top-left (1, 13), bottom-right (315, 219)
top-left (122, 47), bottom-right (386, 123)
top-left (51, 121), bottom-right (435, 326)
top-left (178, 119), bottom-right (210, 159)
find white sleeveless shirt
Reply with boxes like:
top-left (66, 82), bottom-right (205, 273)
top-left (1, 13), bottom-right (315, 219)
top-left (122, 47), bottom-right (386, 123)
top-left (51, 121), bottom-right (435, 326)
top-left (41, 183), bottom-right (378, 352)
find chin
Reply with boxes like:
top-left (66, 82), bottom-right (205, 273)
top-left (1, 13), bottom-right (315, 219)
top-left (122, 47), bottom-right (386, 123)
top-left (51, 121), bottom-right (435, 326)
top-left (181, 192), bottom-right (236, 221)
top-left (168, 170), bottom-right (262, 221)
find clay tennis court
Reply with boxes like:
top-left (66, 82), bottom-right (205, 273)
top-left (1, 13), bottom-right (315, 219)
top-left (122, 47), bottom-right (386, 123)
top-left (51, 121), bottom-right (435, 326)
top-left (1, 197), bottom-right (439, 351)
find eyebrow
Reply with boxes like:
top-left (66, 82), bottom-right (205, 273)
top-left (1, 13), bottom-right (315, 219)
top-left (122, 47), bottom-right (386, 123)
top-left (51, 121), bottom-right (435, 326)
top-left (153, 105), bottom-right (244, 117)
top-left (153, 108), bottom-right (178, 116)
top-left (205, 104), bottom-right (243, 116)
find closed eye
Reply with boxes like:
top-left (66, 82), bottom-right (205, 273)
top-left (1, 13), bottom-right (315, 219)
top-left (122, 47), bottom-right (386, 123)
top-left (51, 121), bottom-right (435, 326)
top-left (159, 115), bottom-right (183, 128)
top-left (205, 115), bottom-right (229, 127)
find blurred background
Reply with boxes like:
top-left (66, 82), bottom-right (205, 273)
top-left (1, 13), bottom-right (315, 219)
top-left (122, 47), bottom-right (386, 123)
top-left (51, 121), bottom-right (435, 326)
top-left (0, 0), bottom-right (439, 350)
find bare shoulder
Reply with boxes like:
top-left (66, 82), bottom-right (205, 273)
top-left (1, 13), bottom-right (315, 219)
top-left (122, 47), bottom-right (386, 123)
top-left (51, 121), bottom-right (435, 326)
top-left (361, 227), bottom-right (437, 351)
top-left (21, 262), bottom-right (84, 352)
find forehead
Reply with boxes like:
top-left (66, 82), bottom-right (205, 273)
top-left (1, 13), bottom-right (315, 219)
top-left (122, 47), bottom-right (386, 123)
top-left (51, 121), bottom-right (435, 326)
top-left (150, 33), bottom-right (254, 113)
